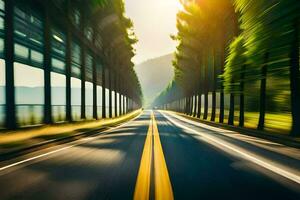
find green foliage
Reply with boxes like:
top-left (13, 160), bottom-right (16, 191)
top-left (155, 0), bottom-right (237, 104)
top-left (223, 35), bottom-right (246, 94)
top-left (154, 0), bottom-right (300, 134)
top-left (234, 0), bottom-right (299, 77)
top-left (77, 0), bottom-right (142, 102)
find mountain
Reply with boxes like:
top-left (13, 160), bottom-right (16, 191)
top-left (135, 54), bottom-right (174, 107)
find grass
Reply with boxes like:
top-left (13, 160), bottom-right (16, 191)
top-left (0, 109), bottom-right (142, 152)
top-left (190, 109), bottom-right (291, 135)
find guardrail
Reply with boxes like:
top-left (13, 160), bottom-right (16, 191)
top-left (0, 104), bottom-right (118, 128)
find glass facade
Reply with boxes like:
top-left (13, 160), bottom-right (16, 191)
top-left (71, 41), bottom-right (81, 79)
top-left (14, 63), bottom-right (44, 126)
top-left (112, 90), bottom-right (115, 117)
top-left (85, 81), bottom-right (93, 119)
top-left (51, 28), bottom-right (66, 74)
top-left (97, 85), bottom-right (102, 118)
top-left (71, 77), bottom-right (81, 121)
top-left (117, 92), bottom-right (120, 116)
top-left (0, 1), bottom-right (131, 129)
top-left (14, 6), bottom-right (44, 69)
top-left (51, 72), bottom-right (66, 122)
top-left (105, 88), bottom-right (109, 117)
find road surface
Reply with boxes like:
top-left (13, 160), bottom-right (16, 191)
top-left (0, 110), bottom-right (299, 199)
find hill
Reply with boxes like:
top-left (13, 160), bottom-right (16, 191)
top-left (135, 54), bottom-right (174, 107)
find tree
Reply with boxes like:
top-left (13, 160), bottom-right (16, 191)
top-left (234, 0), bottom-right (300, 133)
top-left (223, 35), bottom-right (247, 126)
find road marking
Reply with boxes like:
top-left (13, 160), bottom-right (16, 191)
top-left (0, 114), bottom-right (141, 172)
top-left (161, 111), bottom-right (300, 185)
top-left (0, 145), bottom-right (76, 171)
top-left (133, 114), bottom-right (153, 200)
top-left (134, 112), bottom-right (174, 200)
top-left (152, 112), bottom-right (174, 200)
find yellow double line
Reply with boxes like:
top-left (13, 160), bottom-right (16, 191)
top-left (134, 111), bottom-right (174, 200)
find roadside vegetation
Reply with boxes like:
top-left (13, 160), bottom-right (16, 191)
top-left (153, 0), bottom-right (300, 136)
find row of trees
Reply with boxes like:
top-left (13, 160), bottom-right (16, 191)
top-left (153, 0), bottom-right (300, 136)
top-left (81, 0), bottom-right (142, 111)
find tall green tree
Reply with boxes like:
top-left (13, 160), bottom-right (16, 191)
top-left (223, 35), bottom-right (247, 126)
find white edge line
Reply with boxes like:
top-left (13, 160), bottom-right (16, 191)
top-left (160, 111), bottom-right (300, 185)
top-left (0, 112), bottom-right (142, 172)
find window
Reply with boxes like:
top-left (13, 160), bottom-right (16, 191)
top-left (96, 61), bottom-right (103, 85)
top-left (85, 52), bottom-right (93, 82)
top-left (116, 92), bottom-right (120, 116)
top-left (14, 6), bottom-right (44, 68)
top-left (105, 88), bottom-right (109, 116)
top-left (97, 85), bottom-right (102, 118)
top-left (51, 28), bottom-right (66, 74)
top-left (85, 27), bottom-right (93, 41)
top-left (14, 63), bottom-right (44, 126)
top-left (51, 72), bottom-right (66, 122)
top-left (112, 90), bottom-right (115, 117)
top-left (71, 41), bottom-right (81, 78)
top-left (72, 9), bottom-right (80, 27)
top-left (71, 77), bottom-right (81, 120)
top-left (85, 81), bottom-right (93, 119)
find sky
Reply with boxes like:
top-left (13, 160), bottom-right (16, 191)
top-left (124, 0), bottom-right (182, 64)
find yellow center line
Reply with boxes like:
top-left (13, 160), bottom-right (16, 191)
top-left (134, 115), bottom-right (153, 200)
top-left (152, 112), bottom-right (174, 200)
top-left (134, 111), bottom-right (174, 200)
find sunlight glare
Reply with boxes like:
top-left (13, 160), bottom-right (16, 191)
top-left (174, 0), bottom-right (184, 11)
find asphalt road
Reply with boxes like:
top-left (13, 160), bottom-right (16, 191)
top-left (0, 110), bottom-right (299, 200)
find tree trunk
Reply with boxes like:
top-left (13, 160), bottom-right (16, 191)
top-left (219, 43), bottom-right (226, 123)
top-left (219, 90), bottom-right (224, 123)
top-left (211, 49), bottom-right (216, 122)
top-left (290, 19), bottom-right (300, 136)
top-left (197, 94), bottom-right (201, 118)
top-left (239, 65), bottom-right (246, 127)
top-left (211, 91), bottom-right (216, 121)
top-left (228, 93), bottom-right (235, 125)
top-left (258, 52), bottom-right (269, 130)
top-left (203, 92), bottom-right (208, 120)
